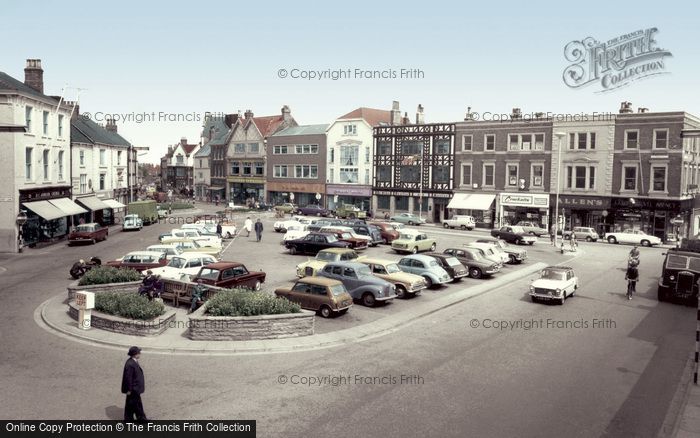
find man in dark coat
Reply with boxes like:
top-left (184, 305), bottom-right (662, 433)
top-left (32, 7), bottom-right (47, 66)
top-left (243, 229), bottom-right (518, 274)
top-left (121, 346), bottom-right (147, 422)
top-left (254, 218), bottom-right (263, 242)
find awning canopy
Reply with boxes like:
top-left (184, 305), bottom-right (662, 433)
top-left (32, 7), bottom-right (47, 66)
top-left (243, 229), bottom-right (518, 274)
top-left (102, 199), bottom-right (126, 209)
top-left (208, 186), bottom-right (225, 191)
top-left (22, 200), bottom-right (66, 221)
top-left (75, 196), bottom-right (110, 211)
top-left (48, 197), bottom-right (88, 216)
top-left (447, 193), bottom-right (496, 211)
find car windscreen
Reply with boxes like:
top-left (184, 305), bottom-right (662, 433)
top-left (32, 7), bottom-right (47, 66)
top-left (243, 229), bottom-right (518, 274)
top-left (197, 268), bottom-right (219, 280)
top-left (330, 284), bottom-right (347, 296)
top-left (357, 266), bottom-right (372, 277)
top-left (688, 258), bottom-right (700, 272)
top-left (446, 257), bottom-right (462, 267)
top-left (74, 225), bottom-right (93, 232)
top-left (429, 260), bottom-right (440, 267)
top-left (168, 257), bottom-right (186, 268)
top-left (325, 235), bottom-right (338, 243)
top-left (399, 233), bottom-right (415, 240)
top-left (666, 254), bottom-right (688, 270)
top-left (540, 270), bottom-right (566, 281)
top-left (386, 263), bottom-right (401, 274)
top-left (316, 252), bottom-right (337, 261)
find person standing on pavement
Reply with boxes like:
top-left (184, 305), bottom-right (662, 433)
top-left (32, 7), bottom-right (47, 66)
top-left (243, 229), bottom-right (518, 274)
top-left (255, 218), bottom-right (263, 242)
top-left (216, 222), bottom-right (223, 239)
top-left (244, 217), bottom-right (253, 237)
top-left (122, 346), bottom-right (147, 422)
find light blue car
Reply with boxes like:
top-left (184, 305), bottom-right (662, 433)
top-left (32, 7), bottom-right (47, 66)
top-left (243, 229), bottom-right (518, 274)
top-left (390, 213), bottom-right (426, 225)
top-left (397, 254), bottom-right (451, 288)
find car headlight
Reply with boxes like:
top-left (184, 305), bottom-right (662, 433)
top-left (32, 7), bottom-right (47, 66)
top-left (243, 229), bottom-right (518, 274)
top-left (377, 289), bottom-right (383, 296)
top-left (529, 286), bottom-right (535, 292)
top-left (556, 288), bottom-right (562, 296)
top-left (669, 275), bottom-right (675, 280)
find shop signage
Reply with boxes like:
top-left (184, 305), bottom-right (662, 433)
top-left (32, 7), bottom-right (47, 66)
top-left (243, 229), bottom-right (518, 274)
top-left (500, 193), bottom-right (549, 208)
top-left (267, 181), bottom-right (325, 194)
top-left (611, 197), bottom-right (680, 210)
top-left (19, 186), bottom-right (72, 202)
top-left (373, 189), bottom-right (452, 199)
top-left (227, 176), bottom-right (264, 184)
top-left (326, 185), bottom-right (372, 197)
top-left (556, 195), bottom-right (610, 209)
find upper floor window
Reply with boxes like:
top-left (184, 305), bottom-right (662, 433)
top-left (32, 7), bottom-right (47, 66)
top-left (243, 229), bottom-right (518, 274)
top-left (566, 166), bottom-right (595, 190)
top-left (329, 147), bottom-right (334, 162)
top-left (377, 165), bottom-right (392, 182)
top-left (234, 143), bottom-right (245, 154)
top-left (365, 146), bottom-right (370, 163)
top-left (25, 106), bottom-right (33, 132)
top-left (461, 135), bottom-right (472, 152)
top-left (461, 164), bottom-right (472, 186)
top-left (651, 165), bottom-right (667, 192)
top-left (340, 145), bottom-right (359, 166)
top-left (43, 149), bottom-right (50, 180)
top-left (625, 130), bottom-right (639, 149)
top-left (43, 111), bottom-right (49, 135)
top-left (569, 132), bottom-right (596, 150)
top-left (622, 166), bottom-right (637, 191)
top-left (231, 162), bottom-right (240, 175)
top-left (508, 133), bottom-right (544, 151)
top-left (58, 151), bottom-right (64, 180)
top-left (176, 154), bottom-right (184, 165)
top-left (343, 124), bottom-right (357, 135)
top-left (58, 115), bottom-right (64, 138)
top-left (100, 149), bottom-right (107, 166)
top-left (25, 147), bottom-right (33, 180)
top-left (377, 141), bottom-right (392, 156)
top-left (79, 150), bottom-right (85, 166)
top-left (484, 134), bottom-right (495, 151)
top-left (433, 166), bottom-right (450, 183)
top-left (653, 129), bottom-right (669, 149)
top-left (401, 140), bottom-right (422, 156)
top-left (273, 145), bottom-right (288, 154)
top-left (531, 164), bottom-right (544, 188)
top-left (248, 143), bottom-right (260, 153)
top-left (435, 139), bottom-right (450, 154)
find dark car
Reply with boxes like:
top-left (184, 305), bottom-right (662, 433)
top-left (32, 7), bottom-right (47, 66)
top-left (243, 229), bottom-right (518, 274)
top-left (490, 226), bottom-right (537, 245)
top-left (351, 224), bottom-right (383, 247)
top-left (425, 253), bottom-right (469, 282)
top-left (193, 262), bottom-right (266, 291)
top-left (370, 222), bottom-right (400, 244)
top-left (307, 219), bottom-right (343, 232)
top-left (319, 227), bottom-right (369, 250)
top-left (297, 204), bottom-right (330, 217)
top-left (443, 247), bottom-right (500, 279)
top-left (68, 223), bottom-right (109, 245)
top-left (318, 261), bottom-right (396, 307)
top-left (106, 251), bottom-right (168, 272)
top-left (657, 245), bottom-right (700, 304)
top-left (274, 277), bottom-right (353, 318)
top-left (285, 232), bottom-right (351, 255)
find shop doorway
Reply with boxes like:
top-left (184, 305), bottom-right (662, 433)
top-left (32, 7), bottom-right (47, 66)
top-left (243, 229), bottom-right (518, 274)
top-left (653, 211), bottom-right (667, 241)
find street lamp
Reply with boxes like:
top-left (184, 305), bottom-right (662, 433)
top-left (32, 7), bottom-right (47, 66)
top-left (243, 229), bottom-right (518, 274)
top-left (553, 132), bottom-right (566, 250)
top-left (16, 210), bottom-right (28, 253)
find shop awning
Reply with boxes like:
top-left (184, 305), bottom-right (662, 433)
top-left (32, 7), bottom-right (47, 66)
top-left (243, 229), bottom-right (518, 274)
top-left (75, 196), bottom-right (110, 211)
top-left (208, 186), bottom-right (225, 191)
top-left (447, 193), bottom-right (496, 210)
top-left (48, 197), bottom-right (88, 216)
top-left (102, 199), bottom-right (126, 209)
top-left (22, 200), bottom-right (66, 221)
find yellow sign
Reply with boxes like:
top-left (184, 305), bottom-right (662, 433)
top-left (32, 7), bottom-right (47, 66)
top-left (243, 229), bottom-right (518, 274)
top-left (227, 176), bottom-right (264, 184)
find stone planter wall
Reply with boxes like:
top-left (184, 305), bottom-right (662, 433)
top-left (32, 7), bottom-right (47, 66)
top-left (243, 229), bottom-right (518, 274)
top-left (188, 307), bottom-right (315, 341)
top-left (67, 301), bottom-right (176, 337)
top-left (67, 280), bottom-right (141, 301)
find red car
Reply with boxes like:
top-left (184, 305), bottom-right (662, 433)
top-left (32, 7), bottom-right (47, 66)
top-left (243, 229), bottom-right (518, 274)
top-left (192, 262), bottom-right (267, 291)
top-left (106, 251), bottom-right (168, 272)
top-left (370, 222), bottom-right (400, 244)
top-left (68, 223), bottom-right (109, 245)
top-left (319, 228), bottom-right (368, 250)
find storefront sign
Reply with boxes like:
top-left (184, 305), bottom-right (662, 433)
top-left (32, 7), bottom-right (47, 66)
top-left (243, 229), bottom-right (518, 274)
top-left (19, 186), bottom-right (72, 202)
top-left (611, 197), bottom-right (680, 210)
top-left (373, 189), bottom-right (452, 199)
top-left (500, 193), bottom-right (549, 208)
top-left (267, 181), bottom-right (325, 194)
top-left (326, 185), bottom-right (372, 197)
top-left (227, 176), bottom-right (265, 184)
top-left (556, 195), bottom-right (610, 209)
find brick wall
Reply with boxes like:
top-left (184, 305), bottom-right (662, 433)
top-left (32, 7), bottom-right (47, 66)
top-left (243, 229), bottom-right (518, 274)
top-left (67, 301), bottom-right (176, 336)
top-left (188, 308), bottom-right (315, 340)
top-left (67, 280), bottom-right (142, 301)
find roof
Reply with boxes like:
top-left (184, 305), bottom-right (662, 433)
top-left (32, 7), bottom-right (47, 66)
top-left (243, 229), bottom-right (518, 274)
top-left (400, 254), bottom-right (436, 262)
top-left (169, 252), bottom-right (215, 260)
top-left (543, 266), bottom-right (573, 271)
top-left (337, 107), bottom-right (392, 127)
top-left (125, 251), bottom-right (164, 256)
top-left (272, 124), bottom-right (329, 137)
top-left (293, 276), bottom-right (343, 286)
top-left (358, 257), bottom-right (396, 265)
top-left (200, 117), bottom-right (230, 150)
top-left (0, 71), bottom-right (51, 101)
top-left (203, 262), bottom-right (244, 269)
top-left (194, 143), bottom-right (211, 157)
top-left (182, 143), bottom-right (198, 155)
top-left (247, 115), bottom-right (287, 137)
top-left (324, 261), bottom-right (368, 269)
top-left (317, 247), bottom-right (357, 254)
top-left (71, 116), bottom-right (131, 147)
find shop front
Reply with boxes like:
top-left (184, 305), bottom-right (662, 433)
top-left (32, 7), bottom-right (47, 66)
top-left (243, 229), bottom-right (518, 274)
top-left (374, 190), bottom-right (452, 223)
top-left (496, 192), bottom-right (550, 228)
top-left (227, 176), bottom-right (265, 206)
top-left (553, 194), bottom-right (613, 237)
top-left (267, 181), bottom-right (326, 208)
top-left (610, 197), bottom-right (689, 242)
top-left (446, 193), bottom-right (497, 228)
top-left (326, 184), bottom-right (372, 212)
top-left (19, 186), bottom-right (74, 247)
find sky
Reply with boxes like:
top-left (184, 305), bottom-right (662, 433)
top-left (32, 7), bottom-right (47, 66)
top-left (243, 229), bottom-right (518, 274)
top-left (2, 0), bottom-right (698, 163)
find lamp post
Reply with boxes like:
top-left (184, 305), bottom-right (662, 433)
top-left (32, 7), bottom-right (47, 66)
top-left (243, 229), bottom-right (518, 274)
top-left (553, 132), bottom-right (566, 250)
top-left (414, 154), bottom-right (424, 220)
top-left (16, 210), bottom-right (28, 253)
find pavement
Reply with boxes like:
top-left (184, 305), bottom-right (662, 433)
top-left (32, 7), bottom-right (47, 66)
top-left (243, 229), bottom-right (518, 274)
top-left (672, 351), bottom-right (700, 438)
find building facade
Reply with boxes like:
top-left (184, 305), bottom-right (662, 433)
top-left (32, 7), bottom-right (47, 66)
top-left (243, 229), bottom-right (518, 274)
top-left (267, 124), bottom-right (328, 206)
top-left (194, 114), bottom-right (229, 201)
top-left (161, 137), bottom-right (199, 194)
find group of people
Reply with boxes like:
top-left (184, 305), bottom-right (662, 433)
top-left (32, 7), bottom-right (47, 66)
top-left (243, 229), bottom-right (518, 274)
top-left (138, 271), bottom-right (163, 301)
top-left (243, 217), bottom-right (264, 242)
top-left (625, 245), bottom-right (640, 300)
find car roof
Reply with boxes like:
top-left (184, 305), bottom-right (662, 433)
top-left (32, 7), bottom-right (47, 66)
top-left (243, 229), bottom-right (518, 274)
top-left (76, 222), bottom-right (99, 227)
top-left (202, 262), bottom-right (244, 270)
top-left (295, 276), bottom-right (342, 287)
top-left (147, 244), bottom-right (178, 249)
top-left (324, 261), bottom-right (367, 269)
top-left (397, 229), bottom-right (421, 235)
top-left (359, 257), bottom-right (396, 265)
top-left (170, 252), bottom-right (214, 260)
top-left (401, 254), bottom-right (436, 262)
top-left (543, 266), bottom-right (572, 271)
top-left (125, 251), bottom-right (164, 257)
top-left (318, 247), bottom-right (356, 254)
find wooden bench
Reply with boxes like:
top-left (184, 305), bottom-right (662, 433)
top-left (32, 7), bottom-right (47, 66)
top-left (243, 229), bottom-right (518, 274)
top-left (159, 278), bottom-right (224, 308)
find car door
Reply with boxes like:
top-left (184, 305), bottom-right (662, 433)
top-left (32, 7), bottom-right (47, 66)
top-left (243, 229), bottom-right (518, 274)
top-left (342, 267), bottom-right (360, 296)
top-left (289, 281), bottom-right (311, 308)
top-left (398, 258), bottom-right (413, 274)
top-left (412, 259), bottom-right (426, 275)
top-left (309, 284), bottom-right (328, 311)
top-left (233, 265), bottom-right (254, 288)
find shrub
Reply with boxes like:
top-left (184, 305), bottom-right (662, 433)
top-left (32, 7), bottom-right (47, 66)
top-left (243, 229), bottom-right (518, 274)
top-left (78, 266), bottom-right (143, 286)
top-left (205, 289), bottom-right (301, 317)
top-left (95, 292), bottom-right (166, 320)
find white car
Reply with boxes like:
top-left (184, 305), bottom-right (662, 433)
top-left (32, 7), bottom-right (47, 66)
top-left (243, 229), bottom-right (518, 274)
top-left (442, 215), bottom-right (475, 230)
top-left (161, 229), bottom-right (222, 247)
top-left (467, 241), bottom-right (510, 265)
top-left (151, 253), bottom-right (218, 281)
top-left (122, 214), bottom-right (143, 231)
top-left (283, 224), bottom-right (310, 243)
top-left (274, 219), bottom-right (301, 233)
top-left (193, 220), bottom-right (237, 238)
top-left (529, 266), bottom-right (579, 305)
top-left (463, 244), bottom-right (503, 268)
top-left (604, 229), bottom-right (661, 247)
top-left (146, 244), bottom-right (184, 260)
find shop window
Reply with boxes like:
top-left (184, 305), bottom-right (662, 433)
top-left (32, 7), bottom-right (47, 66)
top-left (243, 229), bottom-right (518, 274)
top-left (377, 195), bottom-right (390, 210)
top-left (377, 165), bottom-right (392, 182)
top-left (653, 129), bottom-right (669, 149)
top-left (484, 134), bottom-right (495, 151)
top-left (652, 166), bottom-right (667, 192)
top-left (395, 196), bottom-right (409, 210)
top-left (413, 197), bottom-right (428, 212)
top-left (483, 164), bottom-right (495, 187)
top-left (461, 164), bottom-right (472, 186)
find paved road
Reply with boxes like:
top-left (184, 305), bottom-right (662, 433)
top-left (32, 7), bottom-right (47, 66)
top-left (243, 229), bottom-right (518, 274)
top-left (0, 207), bottom-right (695, 437)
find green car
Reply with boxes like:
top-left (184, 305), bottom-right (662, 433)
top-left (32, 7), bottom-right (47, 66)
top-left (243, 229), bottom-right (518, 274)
top-left (391, 231), bottom-right (436, 254)
top-left (390, 213), bottom-right (426, 225)
top-left (275, 203), bottom-right (298, 214)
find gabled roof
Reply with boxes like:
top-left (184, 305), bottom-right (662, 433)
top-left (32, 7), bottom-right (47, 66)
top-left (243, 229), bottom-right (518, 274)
top-left (71, 116), bottom-right (131, 148)
top-left (247, 115), bottom-right (286, 138)
top-left (182, 144), bottom-right (198, 155)
top-left (0, 71), bottom-right (49, 101)
top-left (272, 124), bottom-right (329, 137)
top-left (201, 117), bottom-right (231, 148)
top-left (194, 143), bottom-right (211, 158)
top-left (337, 107), bottom-right (392, 127)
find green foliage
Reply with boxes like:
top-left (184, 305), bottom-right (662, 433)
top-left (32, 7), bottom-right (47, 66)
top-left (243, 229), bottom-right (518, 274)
top-left (78, 266), bottom-right (142, 286)
top-left (94, 292), bottom-right (165, 320)
top-left (205, 289), bottom-right (301, 317)
top-left (157, 202), bottom-right (193, 210)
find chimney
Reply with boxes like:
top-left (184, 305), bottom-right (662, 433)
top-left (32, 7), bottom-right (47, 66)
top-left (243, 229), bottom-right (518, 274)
top-left (401, 112), bottom-right (410, 125)
top-left (416, 104), bottom-right (425, 125)
top-left (105, 117), bottom-right (118, 133)
top-left (464, 106), bottom-right (475, 121)
top-left (244, 109), bottom-right (254, 119)
top-left (65, 100), bottom-right (80, 121)
top-left (638, 107), bottom-right (649, 113)
top-left (619, 101), bottom-right (633, 114)
top-left (24, 59), bottom-right (44, 94)
top-left (281, 105), bottom-right (292, 123)
top-left (167, 146), bottom-right (173, 155)
top-left (224, 113), bottom-right (239, 128)
top-left (511, 108), bottom-right (522, 119)
top-left (180, 137), bottom-right (187, 146)
top-left (391, 101), bottom-right (401, 126)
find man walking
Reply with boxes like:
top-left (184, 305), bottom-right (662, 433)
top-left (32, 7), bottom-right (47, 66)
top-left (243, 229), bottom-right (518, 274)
top-left (244, 217), bottom-right (253, 238)
top-left (121, 346), bottom-right (147, 422)
top-left (254, 218), bottom-right (264, 242)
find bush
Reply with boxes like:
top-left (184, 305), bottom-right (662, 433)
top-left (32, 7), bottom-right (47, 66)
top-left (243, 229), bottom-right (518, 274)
top-left (205, 289), bottom-right (301, 317)
top-left (78, 266), bottom-right (143, 286)
top-left (95, 292), bottom-right (166, 320)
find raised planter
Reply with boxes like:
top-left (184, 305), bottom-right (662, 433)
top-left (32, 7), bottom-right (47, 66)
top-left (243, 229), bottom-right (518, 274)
top-left (67, 300), bottom-right (176, 337)
top-left (187, 306), bottom-right (315, 341)
top-left (67, 280), bottom-right (141, 301)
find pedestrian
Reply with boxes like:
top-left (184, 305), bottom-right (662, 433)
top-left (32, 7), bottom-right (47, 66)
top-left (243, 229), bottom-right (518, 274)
top-left (216, 221), bottom-right (223, 239)
top-left (189, 278), bottom-right (207, 314)
top-left (550, 225), bottom-right (556, 246)
top-left (625, 262), bottom-right (639, 300)
top-left (244, 217), bottom-right (253, 237)
top-left (121, 346), bottom-right (147, 422)
top-left (384, 211), bottom-right (390, 220)
top-left (255, 218), bottom-right (263, 242)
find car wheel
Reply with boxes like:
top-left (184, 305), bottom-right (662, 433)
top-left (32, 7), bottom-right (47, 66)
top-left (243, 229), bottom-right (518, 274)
top-left (467, 227), bottom-right (473, 231)
top-left (319, 305), bottom-right (332, 318)
top-left (412, 246), bottom-right (418, 254)
top-left (528, 242), bottom-right (534, 246)
top-left (422, 275), bottom-right (433, 288)
top-left (460, 225), bottom-right (467, 230)
top-left (317, 212), bottom-right (322, 217)
top-left (641, 239), bottom-right (651, 247)
top-left (226, 232), bottom-right (233, 238)
top-left (469, 268), bottom-right (482, 279)
top-left (395, 285), bottom-right (407, 299)
top-left (362, 293), bottom-right (376, 307)
top-left (408, 221), bottom-right (414, 225)
top-left (254, 281), bottom-right (261, 291)
top-left (559, 291), bottom-right (566, 305)
top-left (586, 236), bottom-right (593, 242)
top-left (607, 236), bottom-right (617, 244)
top-left (531, 296), bottom-right (537, 303)
top-left (430, 243), bottom-right (436, 251)
top-left (443, 223), bottom-right (449, 229)
top-left (289, 246), bottom-right (297, 255)
top-left (91, 238), bottom-right (96, 245)
top-left (509, 255), bottom-right (517, 264)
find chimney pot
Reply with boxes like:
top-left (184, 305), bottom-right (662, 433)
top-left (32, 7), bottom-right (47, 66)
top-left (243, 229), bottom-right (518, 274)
top-left (619, 101), bottom-right (633, 114)
top-left (24, 58), bottom-right (44, 94)
top-left (391, 101), bottom-right (401, 126)
top-left (244, 110), bottom-right (254, 119)
top-left (415, 104), bottom-right (425, 125)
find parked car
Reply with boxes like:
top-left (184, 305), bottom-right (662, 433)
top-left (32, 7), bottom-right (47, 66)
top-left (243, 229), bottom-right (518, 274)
top-left (325, 226), bottom-right (372, 246)
top-left (282, 224), bottom-right (310, 244)
top-left (274, 219), bottom-right (300, 233)
top-left (605, 229), bottom-right (661, 246)
top-left (182, 223), bottom-right (219, 237)
top-left (475, 238), bottom-right (527, 264)
top-left (307, 219), bottom-right (343, 232)
top-left (297, 204), bottom-right (330, 217)
top-left (68, 223), bottom-right (109, 245)
top-left (296, 248), bottom-right (362, 278)
top-left (334, 204), bottom-right (366, 219)
top-left (657, 245), bottom-right (700, 303)
top-left (274, 203), bottom-right (298, 214)
top-left (318, 261), bottom-right (397, 306)
top-left (193, 220), bottom-right (237, 238)
top-left (274, 277), bottom-right (353, 318)
top-left (529, 266), bottom-right (579, 305)
top-left (390, 213), bottom-right (426, 225)
top-left (146, 244), bottom-right (184, 260)
top-left (193, 262), bottom-right (266, 291)
top-left (151, 253), bottom-right (218, 280)
top-left (425, 253), bottom-right (469, 282)
top-left (392, 230), bottom-right (436, 254)
top-left (442, 215), bottom-right (475, 230)
top-left (490, 226), bottom-right (537, 245)
top-left (370, 222), bottom-right (400, 244)
top-left (397, 254), bottom-right (451, 288)
top-left (515, 221), bottom-right (548, 236)
top-left (106, 251), bottom-right (168, 272)
top-left (443, 247), bottom-right (500, 279)
top-left (464, 243), bottom-right (504, 267)
top-left (285, 232), bottom-right (351, 255)
top-left (563, 226), bottom-right (599, 242)
top-left (122, 214), bottom-right (143, 231)
top-left (161, 229), bottom-right (222, 247)
top-left (467, 241), bottom-right (510, 265)
top-left (167, 239), bottom-right (222, 258)
top-left (350, 224), bottom-right (383, 246)
top-left (358, 257), bottom-right (427, 298)
top-left (317, 227), bottom-right (368, 250)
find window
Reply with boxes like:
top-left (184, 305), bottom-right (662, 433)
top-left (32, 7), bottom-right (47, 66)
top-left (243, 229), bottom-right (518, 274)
top-left (566, 166), bottom-right (595, 189)
top-left (255, 162), bottom-right (264, 176)
top-left (231, 161), bottom-right (240, 175)
top-left (625, 130), bottom-right (639, 149)
top-left (343, 124), bottom-right (357, 135)
top-left (235, 143), bottom-right (245, 154)
top-left (508, 133), bottom-right (544, 151)
top-left (365, 146), bottom-right (370, 163)
top-left (273, 145), bottom-right (288, 154)
top-left (483, 163), bottom-right (495, 187)
top-left (568, 133), bottom-right (575, 149)
top-left (58, 151), bottom-right (64, 180)
top-left (569, 132), bottom-right (595, 150)
top-left (25, 106), bottom-right (32, 132)
top-left (590, 133), bottom-right (596, 149)
top-left (364, 170), bottom-right (369, 184)
top-left (176, 154), bottom-right (184, 165)
top-left (531, 164), bottom-right (543, 188)
top-left (435, 139), bottom-right (450, 154)
top-left (117, 151), bottom-right (122, 166)
top-left (654, 129), bottom-right (669, 149)
top-left (25, 147), bottom-right (33, 180)
top-left (461, 164), bottom-right (472, 186)
top-left (99, 149), bottom-right (106, 166)
top-left (652, 166), bottom-right (667, 192)
top-left (291, 144), bottom-right (319, 154)
top-left (328, 168), bottom-right (334, 183)
top-left (294, 165), bottom-right (318, 179)
top-left (401, 140), bottom-right (422, 155)
top-left (414, 197), bottom-right (428, 211)
top-left (378, 141), bottom-right (392, 156)
top-left (42, 111), bottom-right (49, 135)
top-left (274, 165), bottom-right (288, 178)
top-left (340, 145), bottom-right (358, 166)
top-left (243, 162), bottom-right (252, 175)
top-left (434, 166), bottom-right (450, 183)
top-left (42, 150), bottom-right (49, 180)
top-left (248, 143), bottom-right (259, 153)
top-left (395, 196), bottom-right (409, 210)
top-left (198, 172), bottom-right (203, 179)
top-left (80, 174), bottom-right (87, 193)
top-left (506, 164), bottom-right (518, 186)
top-left (377, 165), bottom-right (392, 182)
top-left (578, 133), bottom-right (587, 150)
top-left (340, 168), bottom-right (358, 183)
top-left (79, 150), bottom-right (85, 166)
top-left (99, 173), bottom-right (106, 190)
top-left (534, 134), bottom-right (544, 150)
top-left (58, 115), bottom-right (64, 138)
top-left (623, 166), bottom-right (637, 191)
top-left (377, 195), bottom-right (390, 210)
top-left (484, 134), bottom-right (495, 151)
top-left (400, 166), bottom-right (420, 183)
top-left (329, 147), bottom-right (334, 162)
top-left (462, 135), bottom-right (473, 152)
top-left (509, 134), bottom-right (519, 151)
